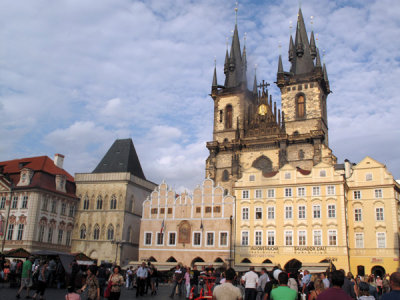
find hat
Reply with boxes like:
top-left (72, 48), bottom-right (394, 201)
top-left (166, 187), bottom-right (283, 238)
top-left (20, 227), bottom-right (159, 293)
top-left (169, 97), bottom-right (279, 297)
top-left (358, 282), bottom-right (369, 292)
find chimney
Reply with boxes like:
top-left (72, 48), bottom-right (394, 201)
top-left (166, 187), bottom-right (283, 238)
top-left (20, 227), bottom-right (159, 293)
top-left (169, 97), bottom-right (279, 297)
top-left (344, 159), bottom-right (352, 179)
top-left (54, 154), bottom-right (65, 169)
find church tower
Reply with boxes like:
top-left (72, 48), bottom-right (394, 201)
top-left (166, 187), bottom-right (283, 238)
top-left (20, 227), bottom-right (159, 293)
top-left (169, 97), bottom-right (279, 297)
top-left (277, 8), bottom-right (331, 167)
top-left (206, 8), bottom-right (335, 193)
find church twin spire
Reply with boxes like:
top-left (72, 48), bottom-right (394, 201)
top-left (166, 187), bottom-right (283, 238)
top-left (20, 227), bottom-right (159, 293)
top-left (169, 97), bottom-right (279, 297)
top-left (212, 6), bottom-right (248, 92)
top-left (277, 8), bottom-right (330, 93)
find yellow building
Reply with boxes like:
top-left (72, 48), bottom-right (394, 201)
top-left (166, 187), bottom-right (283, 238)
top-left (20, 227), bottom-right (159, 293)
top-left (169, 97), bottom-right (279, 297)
top-left (346, 157), bottom-right (400, 277)
top-left (139, 179), bottom-right (235, 267)
top-left (234, 162), bottom-right (349, 272)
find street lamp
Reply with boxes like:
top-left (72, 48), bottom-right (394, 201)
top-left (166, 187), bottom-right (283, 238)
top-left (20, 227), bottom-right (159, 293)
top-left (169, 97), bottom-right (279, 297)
top-left (111, 239), bottom-right (126, 265)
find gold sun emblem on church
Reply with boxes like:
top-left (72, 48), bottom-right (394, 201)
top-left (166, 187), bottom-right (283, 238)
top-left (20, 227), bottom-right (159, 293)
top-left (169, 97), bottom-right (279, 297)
top-left (258, 104), bottom-right (268, 116)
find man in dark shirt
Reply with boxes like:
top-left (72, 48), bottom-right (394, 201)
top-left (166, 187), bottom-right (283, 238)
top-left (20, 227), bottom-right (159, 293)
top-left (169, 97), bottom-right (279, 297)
top-left (316, 270), bottom-right (353, 300)
top-left (191, 265), bottom-right (200, 297)
top-left (382, 272), bottom-right (400, 300)
top-left (339, 269), bottom-right (356, 299)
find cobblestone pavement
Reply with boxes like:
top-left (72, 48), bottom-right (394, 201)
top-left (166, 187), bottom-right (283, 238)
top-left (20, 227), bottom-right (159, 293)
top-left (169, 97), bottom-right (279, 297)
top-left (0, 283), bottom-right (177, 300)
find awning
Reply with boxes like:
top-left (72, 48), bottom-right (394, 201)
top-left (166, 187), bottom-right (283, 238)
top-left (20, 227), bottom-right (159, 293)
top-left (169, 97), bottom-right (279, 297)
top-left (234, 263), bottom-right (276, 272)
top-left (31, 250), bottom-right (74, 274)
top-left (3, 248), bottom-right (31, 258)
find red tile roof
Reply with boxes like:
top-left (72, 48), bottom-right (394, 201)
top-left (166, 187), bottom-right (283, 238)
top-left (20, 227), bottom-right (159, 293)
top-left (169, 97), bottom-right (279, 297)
top-left (0, 156), bottom-right (73, 181)
top-left (0, 156), bottom-right (76, 197)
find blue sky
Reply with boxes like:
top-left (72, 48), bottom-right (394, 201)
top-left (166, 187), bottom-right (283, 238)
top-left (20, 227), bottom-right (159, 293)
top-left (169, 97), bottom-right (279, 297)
top-left (1, 0), bottom-right (399, 190)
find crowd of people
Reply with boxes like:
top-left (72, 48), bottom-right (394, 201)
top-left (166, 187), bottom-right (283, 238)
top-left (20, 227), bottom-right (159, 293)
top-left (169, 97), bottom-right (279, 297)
top-left (2, 254), bottom-right (400, 300)
top-left (210, 266), bottom-right (400, 300)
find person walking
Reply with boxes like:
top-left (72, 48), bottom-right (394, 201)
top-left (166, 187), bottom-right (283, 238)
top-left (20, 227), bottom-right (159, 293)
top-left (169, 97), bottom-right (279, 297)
top-left (16, 256), bottom-right (34, 299)
top-left (309, 278), bottom-right (325, 300)
top-left (356, 282), bottom-right (375, 300)
top-left (257, 268), bottom-right (269, 300)
top-left (241, 266), bottom-right (259, 300)
top-left (316, 270), bottom-right (352, 300)
top-left (80, 266), bottom-right (100, 300)
top-left (32, 260), bottom-right (50, 300)
top-left (184, 267), bottom-right (191, 299)
top-left (135, 262), bottom-right (148, 297)
top-left (169, 264), bottom-right (184, 298)
top-left (213, 268), bottom-right (242, 300)
top-left (270, 272), bottom-right (297, 300)
top-left (381, 272), bottom-right (400, 300)
top-left (107, 266), bottom-right (124, 300)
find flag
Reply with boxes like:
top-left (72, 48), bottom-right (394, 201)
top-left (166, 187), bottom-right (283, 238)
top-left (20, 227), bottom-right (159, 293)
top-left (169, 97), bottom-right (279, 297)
top-left (200, 219), bottom-right (204, 231)
top-left (160, 219), bottom-right (165, 234)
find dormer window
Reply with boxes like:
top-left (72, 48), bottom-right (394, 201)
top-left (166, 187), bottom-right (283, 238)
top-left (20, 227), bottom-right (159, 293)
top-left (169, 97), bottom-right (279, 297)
top-left (17, 168), bottom-right (34, 186)
top-left (55, 175), bottom-right (66, 192)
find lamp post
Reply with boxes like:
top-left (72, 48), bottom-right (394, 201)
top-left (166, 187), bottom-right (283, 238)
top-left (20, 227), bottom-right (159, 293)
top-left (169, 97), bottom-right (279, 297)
top-left (111, 240), bottom-right (125, 265)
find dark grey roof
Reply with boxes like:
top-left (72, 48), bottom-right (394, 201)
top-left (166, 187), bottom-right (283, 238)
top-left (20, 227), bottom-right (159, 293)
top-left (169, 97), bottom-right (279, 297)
top-left (334, 163), bottom-right (345, 170)
top-left (93, 138), bottom-right (146, 180)
top-left (290, 8), bottom-right (315, 75)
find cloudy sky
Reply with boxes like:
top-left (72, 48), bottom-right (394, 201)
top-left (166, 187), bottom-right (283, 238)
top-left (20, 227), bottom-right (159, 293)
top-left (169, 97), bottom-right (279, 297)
top-left (1, 0), bottom-right (399, 191)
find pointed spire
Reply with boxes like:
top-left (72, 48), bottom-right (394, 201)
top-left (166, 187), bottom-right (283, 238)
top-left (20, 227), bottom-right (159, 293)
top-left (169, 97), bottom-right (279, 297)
top-left (289, 35), bottom-right (295, 62)
top-left (242, 42), bottom-right (247, 84)
top-left (310, 31), bottom-right (317, 58)
top-left (290, 8), bottom-right (315, 75)
top-left (315, 48), bottom-right (322, 68)
top-left (253, 65), bottom-right (258, 95)
top-left (323, 63), bottom-right (329, 82)
top-left (295, 24), bottom-right (304, 57)
top-left (224, 49), bottom-right (229, 73)
top-left (278, 55), bottom-right (284, 74)
top-left (212, 59), bottom-right (217, 92)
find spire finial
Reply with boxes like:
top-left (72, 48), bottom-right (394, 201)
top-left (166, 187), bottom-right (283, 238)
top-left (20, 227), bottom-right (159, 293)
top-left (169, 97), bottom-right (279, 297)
top-left (226, 37), bottom-right (229, 50)
top-left (322, 49), bottom-right (326, 63)
top-left (235, 1), bottom-right (238, 25)
top-left (214, 56), bottom-right (216, 68)
top-left (289, 20), bottom-right (293, 35)
top-left (278, 41), bottom-right (282, 55)
top-left (254, 64), bottom-right (257, 75)
top-left (244, 32), bottom-right (247, 46)
top-left (310, 15), bottom-right (314, 30)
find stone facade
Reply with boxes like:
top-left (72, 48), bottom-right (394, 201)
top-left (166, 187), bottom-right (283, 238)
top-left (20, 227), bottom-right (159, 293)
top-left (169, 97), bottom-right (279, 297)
top-left (71, 172), bottom-right (156, 266)
top-left (139, 179), bottom-right (235, 266)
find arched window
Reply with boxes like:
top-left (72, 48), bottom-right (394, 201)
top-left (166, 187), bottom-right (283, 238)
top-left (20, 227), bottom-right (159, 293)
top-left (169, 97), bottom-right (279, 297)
top-left (96, 196), bottom-right (103, 210)
top-left (298, 149), bottom-right (305, 160)
top-left (297, 95), bottom-right (305, 118)
top-left (107, 224), bottom-right (114, 240)
top-left (93, 224), bottom-right (100, 240)
top-left (222, 170), bottom-right (229, 182)
top-left (83, 196), bottom-right (89, 210)
top-left (225, 105), bottom-right (233, 129)
top-left (80, 224), bottom-right (86, 239)
top-left (126, 226), bottom-right (132, 243)
top-left (128, 196), bottom-right (134, 212)
top-left (110, 195), bottom-right (117, 210)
